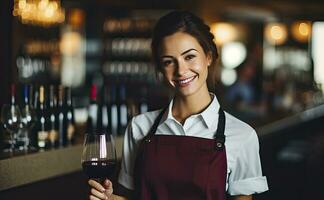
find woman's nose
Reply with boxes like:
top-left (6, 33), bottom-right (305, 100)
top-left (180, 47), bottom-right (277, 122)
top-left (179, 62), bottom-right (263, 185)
top-left (175, 60), bottom-right (188, 76)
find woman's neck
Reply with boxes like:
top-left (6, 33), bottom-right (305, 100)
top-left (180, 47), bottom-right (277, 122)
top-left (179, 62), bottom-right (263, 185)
top-left (172, 88), bottom-right (212, 125)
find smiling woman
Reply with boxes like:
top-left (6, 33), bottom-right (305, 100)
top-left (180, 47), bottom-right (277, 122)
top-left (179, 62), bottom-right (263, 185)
top-left (88, 10), bottom-right (268, 200)
top-left (159, 32), bottom-right (211, 100)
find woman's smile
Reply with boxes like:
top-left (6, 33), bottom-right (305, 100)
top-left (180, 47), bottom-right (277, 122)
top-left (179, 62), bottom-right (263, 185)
top-left (173, 75), bottom-right (197, 87)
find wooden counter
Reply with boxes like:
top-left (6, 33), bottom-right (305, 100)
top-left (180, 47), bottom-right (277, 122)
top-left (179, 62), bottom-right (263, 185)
top-left (0, 136), bottom-right (123, 191)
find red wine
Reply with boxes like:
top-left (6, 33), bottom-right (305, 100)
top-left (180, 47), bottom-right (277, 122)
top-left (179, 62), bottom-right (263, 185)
top-left (82, 160), bottom-right (116, 181)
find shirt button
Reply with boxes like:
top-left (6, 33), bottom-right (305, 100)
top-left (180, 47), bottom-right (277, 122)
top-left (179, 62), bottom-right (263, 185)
top-left (216, 142), bottom-right (223, 148)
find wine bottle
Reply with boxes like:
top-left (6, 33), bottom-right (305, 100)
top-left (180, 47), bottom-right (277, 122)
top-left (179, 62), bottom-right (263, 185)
top-left (3, 84), bottom-right (21, 151)
top-left (110, 85), bottom-right (118, 136)
top-left (102, 86), bottom-right (110, 135)
top-left (36, 85), bottom-right (50, 150)
top-left (48, 85), bottom-right (58, 148)
top-left (87, 85), bottom-right (99, 134)
top-left (57, 85), bottom-right (67, 147)
top-left (18, 85), bottom-right (36, 150)
top-left (65, 87), bottom-right (75, 145)
top-left (118, 84), bottom-right (128, 135)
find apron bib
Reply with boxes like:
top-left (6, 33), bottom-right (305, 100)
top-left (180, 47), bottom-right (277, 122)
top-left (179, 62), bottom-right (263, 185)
top-left (134, 108), bottom-right (227, 200)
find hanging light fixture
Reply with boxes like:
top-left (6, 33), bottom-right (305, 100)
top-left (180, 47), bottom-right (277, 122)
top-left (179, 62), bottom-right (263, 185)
top-left (264, 22), bottom-right (288, 45)
top-left (210, 22), bottom-right (238, 46)
top-left (13, 0), bottom-right (65, 27)
top-left (291, 21), bottom-right (312, 43)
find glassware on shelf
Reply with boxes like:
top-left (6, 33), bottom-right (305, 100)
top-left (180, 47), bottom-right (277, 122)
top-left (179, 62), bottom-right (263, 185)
top-left (0, 84), bottom-right (21, 154)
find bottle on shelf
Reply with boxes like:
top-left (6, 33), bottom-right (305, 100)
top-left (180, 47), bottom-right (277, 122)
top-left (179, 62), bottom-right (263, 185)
top-left (36, 85), bottom-right (50, 150)
top-left (117, 84), bottom-right (128, 135)
top-left (57, 85), bottom-right (67, 147)
top-left (18, 84), bottom-right (37, 151)
top-left (86, 84), bottom-right (110, 136)
top-left (65, 87), bottom-right (75, 145)
top-left (109, 85), bottom-right (118, 136)
top-left (102, 86), bottom-right (111, 135)
top-left (48, 85), bottom-right (58, 148)
top-left (87, 85), bottom-right (99, 134)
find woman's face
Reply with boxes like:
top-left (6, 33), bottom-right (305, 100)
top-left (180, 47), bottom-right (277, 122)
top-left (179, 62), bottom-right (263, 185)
top-left (159, 32), bottom-right (212, 97)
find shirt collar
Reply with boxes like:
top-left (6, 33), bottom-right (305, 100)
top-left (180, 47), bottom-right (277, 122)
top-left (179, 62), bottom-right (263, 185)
top-left (200, 93), bottom-right (220, 128)
top-left (161, 93), bottom-right (220, 128)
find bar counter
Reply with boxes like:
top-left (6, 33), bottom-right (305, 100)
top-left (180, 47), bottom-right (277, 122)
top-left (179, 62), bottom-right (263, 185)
top-left (0, 136), bottom-right (124, 191)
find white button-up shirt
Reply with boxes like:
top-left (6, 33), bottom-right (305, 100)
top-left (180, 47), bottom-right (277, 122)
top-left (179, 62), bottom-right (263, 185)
top-left (118, 94), bottom-right (269, 195)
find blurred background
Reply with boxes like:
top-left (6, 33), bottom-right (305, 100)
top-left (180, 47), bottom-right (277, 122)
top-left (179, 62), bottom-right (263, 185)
top-left (0, 0), bottom-right (323, 199)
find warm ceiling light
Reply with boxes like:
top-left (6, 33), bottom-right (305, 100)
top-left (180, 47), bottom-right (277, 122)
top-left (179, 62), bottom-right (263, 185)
top-left (13, 0), bottom-right (65, 27)
top-left (265, 23), bottom-right (288, 45)
top-left (291, 21), bottom-right (311, 43)
top-left (221, 42), bottom-right (247, 69)
top-left (210, 22), bottom-right (237, 45)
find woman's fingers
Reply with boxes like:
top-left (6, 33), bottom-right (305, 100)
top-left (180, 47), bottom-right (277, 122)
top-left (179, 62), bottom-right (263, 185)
top-left (88, 179), bottom-right (113, 200)
top-left (90, 188), bottom-right (108, 199)
top-left (103, 179), bottom-right (113, 194)
top-left (89, 194), bottom-right (102, 200)
top-left (88, 179), bottom-right (105, 193)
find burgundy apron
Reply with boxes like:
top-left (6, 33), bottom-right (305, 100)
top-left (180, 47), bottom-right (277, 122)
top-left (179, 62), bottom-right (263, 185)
top-left (134, 108), bottom-right (227, 200)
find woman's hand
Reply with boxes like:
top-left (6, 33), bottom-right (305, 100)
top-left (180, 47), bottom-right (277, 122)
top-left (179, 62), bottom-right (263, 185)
top-left (88, 179), bottom-right (114, 200)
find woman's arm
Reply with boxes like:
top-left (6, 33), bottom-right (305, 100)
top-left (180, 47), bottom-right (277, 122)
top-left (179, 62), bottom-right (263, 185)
top-left (230, 195), bottom-right (253, 200)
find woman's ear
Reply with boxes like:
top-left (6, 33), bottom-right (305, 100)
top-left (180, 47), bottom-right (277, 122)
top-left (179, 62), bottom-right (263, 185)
top-left (207, 51), bottom-right (212, 67)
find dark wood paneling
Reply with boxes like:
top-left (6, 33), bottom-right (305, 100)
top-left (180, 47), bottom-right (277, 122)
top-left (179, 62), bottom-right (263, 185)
top-left (0, 0), bottom-right (13, 107)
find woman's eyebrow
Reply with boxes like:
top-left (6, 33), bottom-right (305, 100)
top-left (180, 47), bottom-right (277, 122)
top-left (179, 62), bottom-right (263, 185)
top-left (161, 48), bottom-right (198, 59)
top-left (181, 48), bottom-right (198, 55)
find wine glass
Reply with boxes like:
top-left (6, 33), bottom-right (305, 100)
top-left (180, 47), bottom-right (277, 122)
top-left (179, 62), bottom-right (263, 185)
top-left (81, 133), bottom-right (117, 184)
top-left (1, 104), bottom-right (21, 154)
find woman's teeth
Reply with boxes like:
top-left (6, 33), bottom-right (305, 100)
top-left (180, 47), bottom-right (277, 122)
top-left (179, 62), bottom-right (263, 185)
top-left (177, 76), bottom-right (196, 86)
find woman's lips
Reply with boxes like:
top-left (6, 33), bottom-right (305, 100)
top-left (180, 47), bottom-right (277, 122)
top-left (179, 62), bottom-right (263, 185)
top-left (174, 76), bottom-right (197, 87)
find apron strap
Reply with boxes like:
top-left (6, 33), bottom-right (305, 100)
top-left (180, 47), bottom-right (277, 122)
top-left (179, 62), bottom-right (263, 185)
top-left (214, 107), bottom-right (226, 150)
top-left (143, 107), bottom-right (168, 142)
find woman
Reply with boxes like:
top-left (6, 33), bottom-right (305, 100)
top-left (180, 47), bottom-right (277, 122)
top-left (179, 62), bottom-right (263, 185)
top-left (89, 10), bottom-right (268, 200)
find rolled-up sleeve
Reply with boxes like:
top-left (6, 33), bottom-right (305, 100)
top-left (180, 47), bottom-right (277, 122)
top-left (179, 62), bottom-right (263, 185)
top-left (227, 130), bottom-right (269, 195)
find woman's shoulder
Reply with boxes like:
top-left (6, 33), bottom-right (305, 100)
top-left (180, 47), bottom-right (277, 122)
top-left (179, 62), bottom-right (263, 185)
top-left (132, 109), bottom-right (163, 125)
top-left (223, 111), bottom-right (260, 154)
top-left (224, 111), bottom-right (257, 138)
top-left (129, 109), bottom-right (164, 138)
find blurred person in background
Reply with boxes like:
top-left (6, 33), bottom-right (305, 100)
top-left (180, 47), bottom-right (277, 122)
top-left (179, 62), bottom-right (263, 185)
top-left (226, 58), bottom-right (266, 121)
top-left (88, 10), bottom-right (268, 200)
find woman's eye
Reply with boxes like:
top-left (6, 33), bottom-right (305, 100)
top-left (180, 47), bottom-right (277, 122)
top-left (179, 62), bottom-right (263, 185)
top-left (185, 54), bottom-right (196, 61)
top-left (162, 60), bottom-right (172, 66)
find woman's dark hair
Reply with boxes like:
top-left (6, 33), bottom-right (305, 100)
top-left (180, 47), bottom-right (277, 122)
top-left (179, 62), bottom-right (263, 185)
top-left (151, 10), bottom-right (219, 91)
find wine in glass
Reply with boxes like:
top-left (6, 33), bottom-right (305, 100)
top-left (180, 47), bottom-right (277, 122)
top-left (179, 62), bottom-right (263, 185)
top-left (81, 133), bottom-right (117, 183)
